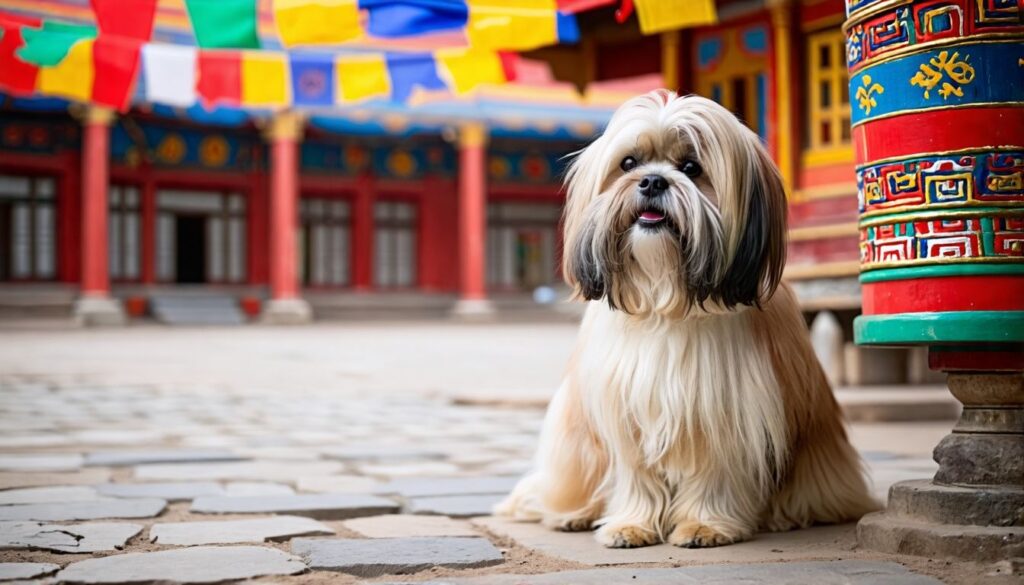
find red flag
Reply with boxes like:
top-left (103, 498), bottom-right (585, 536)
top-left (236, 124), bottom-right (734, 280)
top-left (0, 12), bottom-right (42, 95)
top-left (91, 36), bottom-right (142, 111)
top-left (196, 51), bottom-right (242, 107)
top-left (90, 0), bottom-right (157, 41)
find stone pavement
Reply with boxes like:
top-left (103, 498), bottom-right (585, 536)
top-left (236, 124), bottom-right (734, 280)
top-left (0, 377), bottom-right (1009, 585)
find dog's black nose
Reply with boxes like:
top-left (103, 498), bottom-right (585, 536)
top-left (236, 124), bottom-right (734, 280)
top-left (638, 174), bottom-right (668, 197)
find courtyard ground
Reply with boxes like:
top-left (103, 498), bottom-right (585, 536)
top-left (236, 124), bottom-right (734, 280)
top-left (0, 322), bottom-right (1010, 584)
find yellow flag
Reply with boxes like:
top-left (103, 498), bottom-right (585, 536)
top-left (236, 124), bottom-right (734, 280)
top-left (634, 0), bottom-right (717, 34)
top-left (465, 0), bottom-right (558, 51)
top-left (274, 0), bottom-right (362, 47)
top-left (37, 39), bottom-right (95, 103)
top-left (437, 49), bottom-right (505, 94)
top-left (336, 54), bottom-right (389, 102)
top-left (242, 52), bottom-right (289, 106)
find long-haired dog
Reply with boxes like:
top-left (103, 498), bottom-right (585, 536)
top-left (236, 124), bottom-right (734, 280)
top-left (495, 90), bottom-right (877, 548)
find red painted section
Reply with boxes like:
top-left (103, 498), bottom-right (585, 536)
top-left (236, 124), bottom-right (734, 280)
top-left (798, 161), bottom-right (855, 189)
top-left (80, 118), bottom-right (111, 297)
top-left (853, 107), bottom-right (1024, 166)
top-left (595, 35), bottom-right (661, 81)
top-left (788, 234), bottom-right (860, 264)
top-left (458, 140), bottom-right (487, 301)
top-left (352, 174), bottom-right (375, 290)
top-left (929, 349), bottom-right (1024, 372)
top-left (248, 161), bottom-right (268, 285)
top-left (58, 151), bottom-right (80, 284)
top-left (799, 0), bottom-right (844, 29)
top-left (789, 197), bottom-right (858, 227)
top-left (863, 276), bottom-right (1024, 315)
top-left (268, 136), bottom-right (300, 300)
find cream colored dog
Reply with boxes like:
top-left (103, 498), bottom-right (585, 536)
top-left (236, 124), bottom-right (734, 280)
top-left (496, 90), bottom-right (876, 549)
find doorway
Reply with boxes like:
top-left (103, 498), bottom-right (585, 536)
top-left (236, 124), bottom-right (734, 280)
top-left (174, 215), bottom-right (206, 284)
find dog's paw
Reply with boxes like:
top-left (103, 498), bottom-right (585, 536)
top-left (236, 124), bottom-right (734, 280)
top-left (668, 521), bottom-right (739, 548)
top-left (595, 523), bottom-right (659, 548)
top-left (545, 515), bottom-right (595, 532)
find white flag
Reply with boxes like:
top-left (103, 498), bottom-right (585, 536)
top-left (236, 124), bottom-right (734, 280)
top-left (142, 44), bottom-right (197, 107)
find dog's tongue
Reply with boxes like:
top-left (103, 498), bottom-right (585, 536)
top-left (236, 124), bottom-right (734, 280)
top-left (640, 211), bottom-right (665, 221)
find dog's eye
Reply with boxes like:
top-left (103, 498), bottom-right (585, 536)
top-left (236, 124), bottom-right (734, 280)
top-left (679, 160), bottom-right (702, 178)
top-left (620, 156), bottom-right (637, 172)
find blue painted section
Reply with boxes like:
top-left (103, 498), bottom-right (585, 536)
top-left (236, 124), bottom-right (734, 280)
top-left (742, 26), bottom-right (768, 55)
top-left (110, 121), bottom-right (257, 170)
top-left (7, 96), bottom-right (69, 111)
top-left (755, 73), bottom-right (766, 141)
top-left (556, 11), bottom-right (580, 44)
top-left (385, 52), bottom-right (448, 103)
top-left (849, 41), bottom-right (1024, 125)
top-left (697, 37), bottom-right (722, 70)
top-left (290, 52), bottom-right (336, 107)
top-left (149, 104), bottom-right (252, 127)
top-left (360, 0), bottom-right (468, 38)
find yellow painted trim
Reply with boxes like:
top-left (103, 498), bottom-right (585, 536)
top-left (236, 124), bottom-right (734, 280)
top-left (771, 5), bottom-right (794, 195)
top-left (783, 260), bottom-right (860, 280)
top-left (460, 122), bottom-right (488, 148)
top-left (802, 145), bottom-right (854, 167)
top-left (794, 183), bottom-right (855, 201)
top-left (661, 30), bottom-right (680, 92)
top-left (789, 222), bottom-right (859, 241)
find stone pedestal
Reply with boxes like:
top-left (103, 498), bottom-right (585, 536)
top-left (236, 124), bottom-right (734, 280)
top-left (857, 373), bottom-right (1024, 562)
top-left (73, 296), bottom-right (127, 327)
top-left (260, 298), bottom-right (312, 325)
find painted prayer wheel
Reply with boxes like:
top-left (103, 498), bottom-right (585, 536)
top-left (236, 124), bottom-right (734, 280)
top-left (844, 0), bottom-right (1024, 562)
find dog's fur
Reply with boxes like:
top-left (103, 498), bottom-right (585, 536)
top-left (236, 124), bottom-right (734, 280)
top-left (495, 90), bottom-right (877, 548)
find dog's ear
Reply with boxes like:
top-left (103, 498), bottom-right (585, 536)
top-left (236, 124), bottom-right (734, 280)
top-left (717, 143), bottom-right (787, 308)
top-left (561, 137), bottom-right (612, 304)
top-left (566, 220), bottom-right (607, 302)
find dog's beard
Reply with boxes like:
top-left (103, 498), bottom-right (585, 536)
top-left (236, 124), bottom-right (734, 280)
top-left (577, 175), bottom-right (726, 318)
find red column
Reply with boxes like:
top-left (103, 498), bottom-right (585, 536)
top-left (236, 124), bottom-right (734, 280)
top-left (352, 173), bottom-right (374, 291)
top-left (261, 112), bottom-right (311, 324)
top-left (452, 123), bottom-right (493, 316)
top-left (80, 107), bottom-right (112, 297)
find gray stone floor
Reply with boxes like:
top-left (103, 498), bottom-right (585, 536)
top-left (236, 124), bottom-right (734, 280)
top-left (0, 376), bottom-right (1007, 585)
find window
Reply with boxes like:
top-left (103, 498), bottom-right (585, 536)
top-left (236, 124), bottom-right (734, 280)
top-left (109, 185), bottom-right (141, 281)
top-left (0, 175), bottom-right (56, 281)
top-left (374, 201), bottom-right (416, 288)
top-left (487, 202), bottom-right (561, 290)
top-left (300, 197), bottom-right (350, 287)
top-left (805, 29), bottom-right (851, 156)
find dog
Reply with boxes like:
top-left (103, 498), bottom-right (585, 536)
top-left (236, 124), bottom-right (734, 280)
top-left (495, 90), bottom-right (877, 549)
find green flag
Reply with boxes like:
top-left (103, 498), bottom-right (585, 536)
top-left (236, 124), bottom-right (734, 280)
top-left (185, 0), bottom-right (260, 49)
top-left (17, 21), bottom-right (97, 66)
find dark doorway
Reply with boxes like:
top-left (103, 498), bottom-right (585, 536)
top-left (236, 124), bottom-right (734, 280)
top-left (0, 203), bottom-right (10, 281)
top-left (175, 215), bottom-right (206, 284)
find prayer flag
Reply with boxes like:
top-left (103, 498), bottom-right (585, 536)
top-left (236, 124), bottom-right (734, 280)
top-left (92, 36), bottom-right (143, 110)
top-left (18, 21), bottom-right (97, 66)
top-left (290, 52), bottom-right (335, 106)
top-left (633, 0), bottom-right (716, 34)
top-left (273, 0), bottom-right (361, 47)
top-left (362, 0), bottom-right (468, 38)
top-left (335, 53), bottom-right (389, 102)
top-left (436, 48), bottom-right (505, 94)
top-left (90, 0), bottom-right (158, 41)
top-left (185, 0), bottom-right (261, 49)
top-left (196, 51), bottom-right (242, 106)
top-left (0, 12), bottom-right (41, 95)
top-left (141, 43), bottom-right (198, 107)
top-left (385, 52), bottom-right (446, 102)
top-left (36, 38), bottom-right (94, 103)
top-left (241, 51), bottom-right (290, 107)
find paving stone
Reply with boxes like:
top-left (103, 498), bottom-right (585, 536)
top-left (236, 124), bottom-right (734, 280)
top-left (224, 482), bottom-right (294, 496)
top-left (0, 454), bottom-right (83, 472)
top-left (376, 476), bottom-right (518, 499)
top-left (55, 545), bottom-right (306, 584)
top-left (95, 482), bottom-right (225, 501)
top-left (84, 449), bottom-right (243, 467)
top-left (0, 521), bottom-right (142, 553)
top-left (151, 515), bottom-right (334, 545)
top-left (296, 475), bottom-right (381, 494)
top-left (0, 469), bottom-right (111, 490)
top-left (191, 494), bottom-right (398, 520)
top-left (320, 445), bottom-right (447, 462)
top-left (472, 517), bottom-right (860, 566)
top-left (343, 514), bottom-right (478, 538)
top-left (291, 536), bottom-right (503, 577)
top-left (384, 560), bottom-right (943, 585)
top-left (407, 494), bottom-right (505, 518)
top-left (0, 562), bottom-right (60, 580)
top-left (0, 498), bottom-right (166, 522)
top-left (133, 460), bottom-right (344, 483)
top-left (0, 486), bottom-right (99, 505)
top-left (360, 462), bottom-right (464, 478)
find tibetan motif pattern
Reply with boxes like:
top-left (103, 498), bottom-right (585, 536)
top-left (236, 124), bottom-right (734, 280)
top-left (849, 40), bottom-right (1023, 124)
top-left (857, 150), bottom-right (1024, 215)
top-left (846, 0), bottom-right (1023, 71)
top-left (860, 213), bottom-right (1024, 269)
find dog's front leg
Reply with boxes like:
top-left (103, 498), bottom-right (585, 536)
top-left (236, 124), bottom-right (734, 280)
top-left (594, 459), bottom-right (667, 548)
top-left (666, 467), bottom-right (763, 548)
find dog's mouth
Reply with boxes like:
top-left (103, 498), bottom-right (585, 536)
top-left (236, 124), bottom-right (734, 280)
top-left (635, 206), bottom-right (668, 229)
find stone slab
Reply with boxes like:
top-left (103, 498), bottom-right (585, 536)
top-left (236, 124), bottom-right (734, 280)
top-left (376, 476), bottom-right (519, 499)
top-left (151, 515), bottom-right (333, 545)
top-left (133, 460), bottom-right (344, 482)
top-left (472, 517), bottom-right (859, 566)
top-left (223, 482), bottom-right (294, 496)
top-left (360, 462), bottom-right (464, 478)
top-left (296, 475), bottom-right (381, 494)
top-left (857, 511), bottom-right (1024, 562)
top-left (55, 545), bottom-right (306, 584)
top-left (190, 494), bottom-right (398, 520)
top-left (0, 562), bottom-right (60, 580)
top-left (84, 449), bottom-right (243, 467)
top-left (0, 521), bottom-right (142, 553)
top-left (291, 536), bottom-right (503, 577)
top-left (95, 482), bottom-right (225, 501)
top-left (319, 445), bottom-right (448, 462)
top-left (407, 494), bottom-right (505, 518)
top-left (0, 498), bottom-right (166, 522)
top-left (342, 514), bottom-right (479, 538)
top-left (0, 454), bottom-right (83, 472)
top-left (0, 486), bottom-right (99, 505)
top-left (0, 469), bottom-right (111, 490)
top-left (382, 560), bottom-right (943, 585)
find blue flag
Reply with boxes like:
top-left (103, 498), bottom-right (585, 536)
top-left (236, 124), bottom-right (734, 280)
top-left (290, 52), bottom-right (335, 107)
top-left (360, 0), bottom-right (468, 38)
top-left (385, 52), bottom-right (447, 102)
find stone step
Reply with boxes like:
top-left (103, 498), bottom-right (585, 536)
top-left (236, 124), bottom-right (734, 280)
top-left (886, 479), bottom-right (1024, 527)
top-left (150, 295), bottom-right (246, 326)
top-left (857, 510), bottom-right (1024, 562)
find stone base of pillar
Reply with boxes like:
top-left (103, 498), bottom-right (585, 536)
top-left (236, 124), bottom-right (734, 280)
top-left (450, 298), bottom-right (495, 321)
top-left (73, 296), bottom-right (127, 327)
top-left (857, 373), bottom-right (1024, 562)
top-left (260, 298), bottom-right (313, 325)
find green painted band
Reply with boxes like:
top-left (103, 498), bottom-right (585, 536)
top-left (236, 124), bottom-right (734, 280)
top-left (860, 264), bottom-right (1024, 283)
top-left (855, 311), bottom-right (1024, 345)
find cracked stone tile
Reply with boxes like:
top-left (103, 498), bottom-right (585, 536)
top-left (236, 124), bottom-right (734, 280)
top-left (359, 462), bottom-right (464, 478)
top-left (0, 498), bottom-right (166, 522)
top-left (376, 476), bottom-right (518, 499)
top-left (0, 486), bottom-right (100, 505)
top-left (191, 494), bottom-right (398, 520)
top-left (319, 445), bottom-right (448, 463)
top-left (133, 461), bottom-right (344, 483)
top-left (0, 469), bottom-right (112, 490)
top-left (295, 475), bottom-right (381, 494)
top-left (223, 482), bottom-right (295, 497)
top-left (0, 521), bottom-right (142, 553)
top-left (95, 482), bottom-right (225, 501)
top-left (292, 536), bottom-right (503, 577)
top-left (342, 514), bottom-right (478, 538)
top-left (406, 494), bottom-right (505, 518)
top-left (150, 516), bottom-right (333, 545)
top-left (84, 449), bottom-right (244, 467)
top-left (0, 455), bottom-right (83, 472)
top-left (0, 562), bottom-right (60, 580)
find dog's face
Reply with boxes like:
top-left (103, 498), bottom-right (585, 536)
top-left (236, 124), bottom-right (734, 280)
top-left (563, 90), bottom-right (787, 317)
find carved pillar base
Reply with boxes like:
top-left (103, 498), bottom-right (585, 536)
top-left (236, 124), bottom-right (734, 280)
top-left (857, 373), bottom-right (1024, 562)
